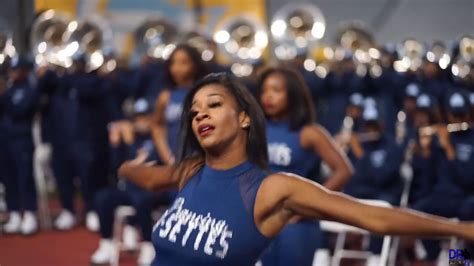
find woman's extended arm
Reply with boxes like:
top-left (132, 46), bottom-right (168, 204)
top-left (255, 173), bottom-right (473, 240)
top-left (118, 152), bottom-right (204, 191)
top-left (300, 124), bottom-right (353, 191)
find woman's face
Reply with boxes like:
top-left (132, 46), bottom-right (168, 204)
top-left (190, 84), bottom-right (250, 152)
top-left (403, 97), bottom-right (417, 114)
top-left (414, 110), bottom-right (431, 128)
top-left (260, 72), bottom-right (288, 119)
top-left (170, 49), bottom-right (195, 86)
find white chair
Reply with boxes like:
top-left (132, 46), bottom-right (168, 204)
top-left (320, 199), bottom-right (393, 266)
top-left (32, 114), bottom-right (54, 230)
top-left (387, 162), bottom-right (414, 266)
top-left (110, 205), bottom-right (167, 266)
top-left (0, 182), bottom-right (6, 212)
top-left (111, 205), bottom-right (137, 266)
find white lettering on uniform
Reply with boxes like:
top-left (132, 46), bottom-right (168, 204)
top-left (216, 226), bottom-right (233, 259)
top-left (165, 103), bottom-right (183, 122)
top-left (370, 150), bottom-right (386, 168)
top-left (268, 143), bottom-right (292, 166)
top-left (154, 197), bottom-right (234, 259)
top-left (456, 144), bottom-right (473, 162)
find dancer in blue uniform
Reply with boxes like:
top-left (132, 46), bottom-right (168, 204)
top-left (151, 44), bottom-right (208, 165)
top-left (120, 73), bottom-right (474, 266)
top-left (258, 67), bottom-right (353, 266)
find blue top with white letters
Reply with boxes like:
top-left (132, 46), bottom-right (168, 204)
top-left (152, 161), bottom-right (270, 266)
top-left (164, 87), bottom-right (189, 155)
top-left (266, 120), bottom-right (321, 181)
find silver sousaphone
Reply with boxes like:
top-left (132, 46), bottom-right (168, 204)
top-left (30, 9), bottom-right (72, 68)
top-left (62, 15), bottom-right (114, 72)
top-left (134, 16), bottom-right (179, 60)
top-left (0, 20), bottom-right (16, 68)
top-left (451, 36), bottom-right (474, 81)
top-left (270, 2), bottom-right (325, 62)
top-left (213, 16), bottom-right (268, 77)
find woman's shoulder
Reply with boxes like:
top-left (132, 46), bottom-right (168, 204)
top-left (300, 123), bottom-right (331, 145)
top-left (175, 155), bottom-right (205, 190)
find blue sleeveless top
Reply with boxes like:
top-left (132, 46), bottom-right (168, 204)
top-left (151, 161), bottom-right (271, 266)
top-left (266, 120), bottom-right (321, 181)
top-left (164, 87), bottom-right (189, 155)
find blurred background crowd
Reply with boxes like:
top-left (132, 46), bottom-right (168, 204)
top-left (0, 0), bottom-right (473, 265)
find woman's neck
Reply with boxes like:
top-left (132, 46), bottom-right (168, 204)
top-left (205, 136), bottom-right (248, 170)
top-left (268, 113), bottom-right (289, 122)
top-left (176, 79), bottom-right (194, 88)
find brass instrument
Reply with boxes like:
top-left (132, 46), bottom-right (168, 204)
top-left (213, 16), bottom-right (268, 77)
top-left (335, 22), bottom-right (379, 77)
top-left (134, 17), bottom-right (179, 60)
top-left (0, 21), bottom-right (16, 67)
top-left (418, 122), bottom-right (472, 136)
top-left (451, 36), bottom-right (473, 80)
top-left (180, 30), bottom-right (215, 62)
top-left (270, 3), bottom-right (325, 61)
top-left (31, 10), bottom-right (113, 72)
top-left (425, 41), bottom-right (451, 69)
top-left (394, 38), bottom-right (425, 73)
top-left (30, 9), bottom-right (72, 67)
top-left (62, 15), bottom-right (114, 72)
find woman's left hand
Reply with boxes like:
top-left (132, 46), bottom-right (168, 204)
top-left (461, 222), bottom-right (474, 242)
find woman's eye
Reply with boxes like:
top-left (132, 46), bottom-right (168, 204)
top-left (209, 101), bottom-right (221, 108)
top-left (190, 110), bottom-right (198, 118)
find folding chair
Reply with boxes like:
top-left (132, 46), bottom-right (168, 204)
top-left (32, 114), bottom-right (54, 230)
top-left (387, 161), bottom-right (413, 266)
top-left (111, 205), bottom-right (137, 266)
top-left (110, 205), bottom-right (167, 266)
top-left (320, 199), bottom-right (393, 266)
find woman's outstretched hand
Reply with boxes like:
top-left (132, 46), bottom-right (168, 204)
top-left (462, 222), bottom-right (474, 242)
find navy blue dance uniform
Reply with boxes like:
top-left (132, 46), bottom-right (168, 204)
top-left (260, 120), bottom-right (324, 266)
top-left (164, 87), bottom-right (189, 155)
top-left (151, 161), bottom-right (270, 266)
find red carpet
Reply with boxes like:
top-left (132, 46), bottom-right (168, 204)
top-left (0, 226), bottom-right (139, 266)
top-left (0, 195), bottom-right (140, 266)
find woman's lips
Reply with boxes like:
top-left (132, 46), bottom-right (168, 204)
top-left (198, 124), bottom-right (215, 137)
top-left (263, 102), bottom-right (274, 110)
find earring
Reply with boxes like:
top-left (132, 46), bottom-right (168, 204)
top-left (242, 123), bottom-right (249, 128)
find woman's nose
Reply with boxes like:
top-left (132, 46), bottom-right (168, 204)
top-left (195, 111), bottom-right (209, 121)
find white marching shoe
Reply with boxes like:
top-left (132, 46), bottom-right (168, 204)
top-left (122, 225), bottom-right (139, 251)
top-left (21, 211), bottom-right (38, 235)
top-left (137, 241), bottom-right (155, 266)
top-left (91, 239), bottom-right (116, 265)
top-left (3, 211), bottom-right (22, 234)
top-left (54, 209), bottom-right (76, 230)
top-left (313, 248), bottom-right (330, 266)
top-left (367, 254), bottom-right (381, 266)
top-left (86, 211), bottom-right (100, 232)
